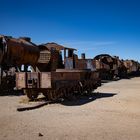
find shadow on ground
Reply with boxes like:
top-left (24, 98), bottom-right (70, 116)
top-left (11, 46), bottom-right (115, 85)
top-left (0, 91), bottom-right (24, 96)
top-left (61, 92), bottom-right (117, 106)
top-left (17, 92), bottom-right (117, 112)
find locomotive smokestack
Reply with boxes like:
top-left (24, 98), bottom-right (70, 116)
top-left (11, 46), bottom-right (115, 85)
top-left (81, 53), bottom-right (85, 59)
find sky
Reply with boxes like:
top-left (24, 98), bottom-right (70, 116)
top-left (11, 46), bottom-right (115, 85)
top-left (0, 0), bottom-right (140, 61)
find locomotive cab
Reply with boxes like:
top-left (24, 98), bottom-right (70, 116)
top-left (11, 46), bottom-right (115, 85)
top-left (37, 43), bottom-right (77, 71)
top-left (64, 48), bottom-right (77, 69)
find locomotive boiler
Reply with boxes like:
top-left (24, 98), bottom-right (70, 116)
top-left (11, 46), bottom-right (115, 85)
top-left (0, 35), bottom-right (39, 69)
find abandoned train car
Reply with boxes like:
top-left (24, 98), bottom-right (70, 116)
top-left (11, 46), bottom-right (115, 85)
top-left (16, 43), bottom-right (101, 100)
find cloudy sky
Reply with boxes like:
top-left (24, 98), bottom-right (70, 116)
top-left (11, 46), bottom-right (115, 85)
top-left (0, 0), bottom-right (140, 61)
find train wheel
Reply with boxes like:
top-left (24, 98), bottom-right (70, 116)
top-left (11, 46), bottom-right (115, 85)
top-left (65, 87), bottom-right (75, 101)
top-left (61, 88), bottom-right (66, 98)
top-left (47, 90), bottom-right (57, 101)
top-left (42, 92), bottom-right (49, 100)
top-left (56, 89), bottom-right (63, 99)
top-left (24, 89), bottom-right (38, 100)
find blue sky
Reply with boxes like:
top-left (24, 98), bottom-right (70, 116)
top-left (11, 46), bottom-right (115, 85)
top-left (0, 0), bottom-right (140, 61)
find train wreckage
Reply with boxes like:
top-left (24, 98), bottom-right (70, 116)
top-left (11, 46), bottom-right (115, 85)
top-left (0, 35), bottom-right (140, 100)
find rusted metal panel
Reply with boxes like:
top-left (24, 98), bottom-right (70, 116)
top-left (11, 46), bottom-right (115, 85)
top-left (93, 60), bottom-right (101, 70)
top-left (90, 71), bottom-right (100, 80)
top-left (98, 62), bottom-right (110, 70)
top-left (56, 69), bottom-right (89, 72)
top-left (19, 37), bottom-right (31, 42)
top-left (123, 60), bottom-right (138, 73)
top-left (38, 43), bottom-right (76, 51)
top-left (26, 72), bottom-right (39, 88)
top-left (38, 50), bottom-right (51, 63)
top-left (40, 43), bottom-right (65, 51)
top-left (131, 65), bottom-right (137, 72)
top-left (106, 57), bottom-right (113, 63)
top-left (75, 59), bottom-right (87, 69)
top-left (40, 72), bottom-right (51, 88)
top-left (86, 59), bottom-right (95, 71)
top-left (65, 58), bottom-right (73, 69)
top-left (16, 72), bottom-right (26, 89)
top-left (51, 71), bottom-right (81, 81)
top-left (0, 50), bottom-right (3, 64)
top-left (113, 64), bottom-right (117, 70)
top-left (1, 36), bottom-right (40, 66)
top-left (75, 59), bottom-right (96, 71)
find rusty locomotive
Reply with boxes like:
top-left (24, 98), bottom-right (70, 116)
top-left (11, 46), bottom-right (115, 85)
top-left (16, 43), bottom-right (101, 100)
top-left (0, 35), bottom-right (140, 100)
top-left (123, 59), bottom-right (140, 76)
top-left (93, 54), bottom-right (128, 80)
top-left (0, 35), bottom-right (101, 100)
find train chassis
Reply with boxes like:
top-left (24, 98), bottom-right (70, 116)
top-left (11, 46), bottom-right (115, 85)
top-left (23, 79), bottom-right (101, 101)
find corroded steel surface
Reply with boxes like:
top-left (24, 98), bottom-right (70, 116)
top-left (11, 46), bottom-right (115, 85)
top-left (0, 35), bottom-right (40, 66)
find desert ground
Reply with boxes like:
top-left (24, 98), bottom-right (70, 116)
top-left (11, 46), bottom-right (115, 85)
top-left (0, 77), bottom-right (140, 140)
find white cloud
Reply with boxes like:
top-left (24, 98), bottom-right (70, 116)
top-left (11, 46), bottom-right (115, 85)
top-left (56, 40), bottom-right (116, 51)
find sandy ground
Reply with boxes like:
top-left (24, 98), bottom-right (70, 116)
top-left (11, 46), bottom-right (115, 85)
top-left (0, 77), bottom-right (140, 140)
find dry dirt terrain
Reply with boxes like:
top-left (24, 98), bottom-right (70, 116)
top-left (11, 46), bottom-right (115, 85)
top-left (0, 77), bottom-right (140, 140)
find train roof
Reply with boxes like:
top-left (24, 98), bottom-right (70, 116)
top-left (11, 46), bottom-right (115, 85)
top-left (38, 42), bottom-right (77, 51)
top-left (94, 54), bottom-right (112, 60)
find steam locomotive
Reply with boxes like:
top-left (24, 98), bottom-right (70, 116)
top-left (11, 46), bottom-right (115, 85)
top-left (0, 35), bottom-right (139, 100)
top-left (0, 35), bottom-right (101, 100)
top-left (16, 43), bottom-right (101, 100)
top-left (93, 54), bottom-right (128, 80)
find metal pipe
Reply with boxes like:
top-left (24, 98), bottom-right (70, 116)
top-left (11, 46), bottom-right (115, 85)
top-left (81, 53), bottom-right (85, 59)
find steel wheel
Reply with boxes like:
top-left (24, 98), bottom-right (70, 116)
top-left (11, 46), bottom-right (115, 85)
top-left (24, 89), bottom-right (38, 100)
